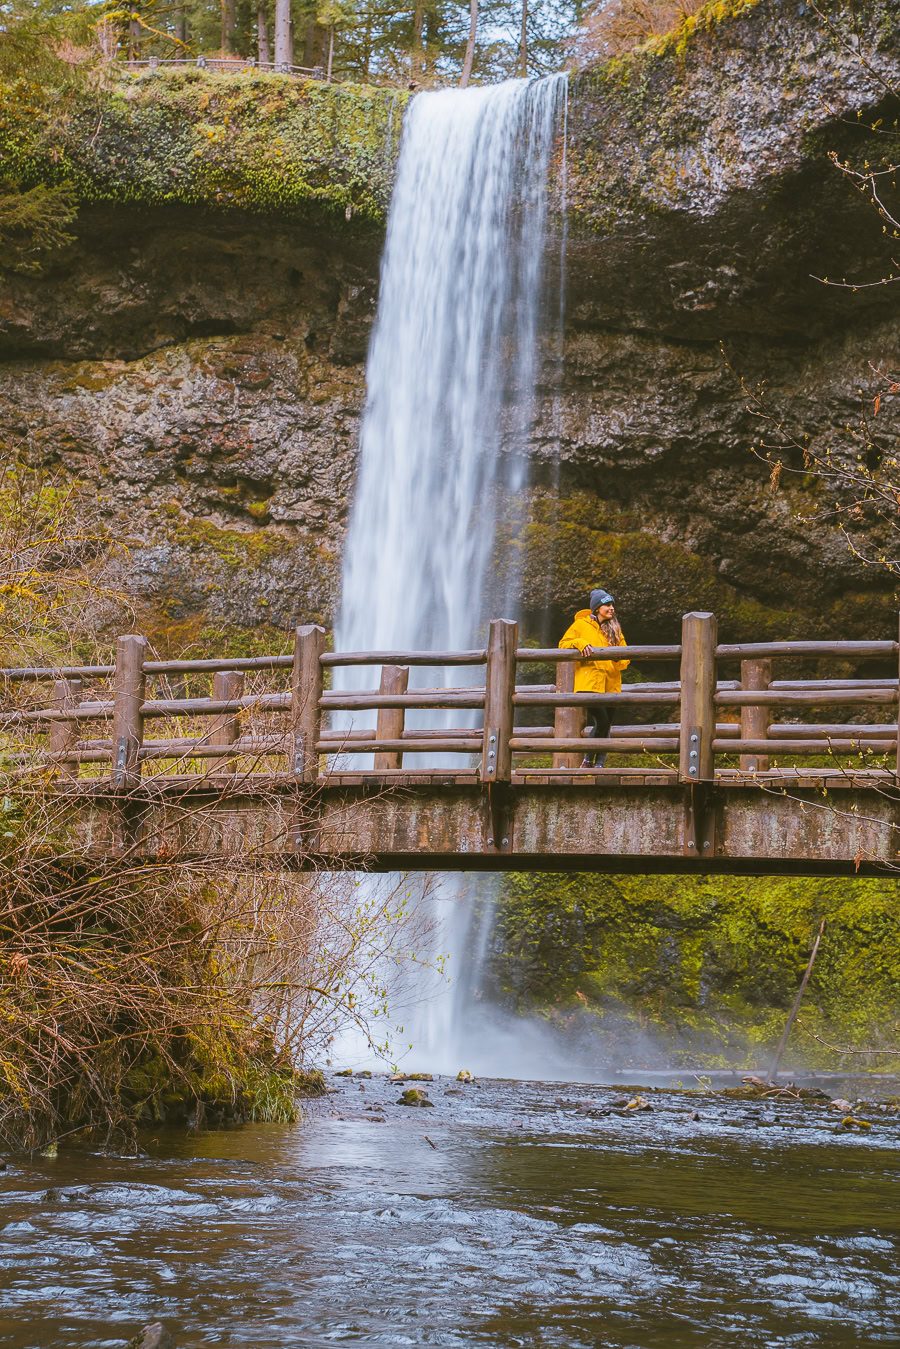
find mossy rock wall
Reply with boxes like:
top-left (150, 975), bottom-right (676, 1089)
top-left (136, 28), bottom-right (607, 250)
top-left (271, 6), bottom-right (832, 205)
top-left (489, 871), bottom-right (900, 1071)
top-left (2, 0), bottom-right (900, 642)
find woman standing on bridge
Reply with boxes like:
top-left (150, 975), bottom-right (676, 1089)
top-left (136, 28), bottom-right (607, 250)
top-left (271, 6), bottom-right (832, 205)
top-left (558, 589), bottom-right (630, 768)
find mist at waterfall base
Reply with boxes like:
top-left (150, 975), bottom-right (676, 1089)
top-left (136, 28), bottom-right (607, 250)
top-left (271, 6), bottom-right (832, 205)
top-left (329, 75), bottom-right (625, 1081)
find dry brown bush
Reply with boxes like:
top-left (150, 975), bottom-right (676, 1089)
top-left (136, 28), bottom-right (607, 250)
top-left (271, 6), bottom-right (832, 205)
top-left (568, 0), bottom-right (703, 63)
top-left (0, 457), bottom-right (435, 1152)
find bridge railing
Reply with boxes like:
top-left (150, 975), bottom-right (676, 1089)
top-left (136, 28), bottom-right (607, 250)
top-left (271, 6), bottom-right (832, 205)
top-left (2, 611), bottom-right (898, 787)
top-left (122, 57), bottom-right (326, 78)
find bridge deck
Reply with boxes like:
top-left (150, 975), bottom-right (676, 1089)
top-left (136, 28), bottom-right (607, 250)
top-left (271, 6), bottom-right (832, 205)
top-left (61, 772), bottom-right (900, 876)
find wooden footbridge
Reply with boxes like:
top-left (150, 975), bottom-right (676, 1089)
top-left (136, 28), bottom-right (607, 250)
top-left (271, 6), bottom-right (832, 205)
top-left (5, 613), bottom-right (900, 875)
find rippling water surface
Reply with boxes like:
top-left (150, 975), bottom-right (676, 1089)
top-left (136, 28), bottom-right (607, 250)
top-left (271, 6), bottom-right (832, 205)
top-left (2, 1077), bottom-right (899, 1347)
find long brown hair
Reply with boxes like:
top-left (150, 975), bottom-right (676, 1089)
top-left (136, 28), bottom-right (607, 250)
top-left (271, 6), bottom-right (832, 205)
top-left (597, 614), bottom-right (623, 645)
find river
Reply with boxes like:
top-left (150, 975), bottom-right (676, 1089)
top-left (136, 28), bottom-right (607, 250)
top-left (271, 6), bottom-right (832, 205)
top-left (3, 1075), bottom-right (899, 1347)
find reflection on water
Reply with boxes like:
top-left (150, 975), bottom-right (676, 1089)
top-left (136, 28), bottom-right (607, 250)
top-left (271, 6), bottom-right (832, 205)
top-left (2, 1077), bottom-right (899, 1347)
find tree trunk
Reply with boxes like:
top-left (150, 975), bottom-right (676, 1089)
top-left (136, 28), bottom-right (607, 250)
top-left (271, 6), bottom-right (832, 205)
top-left (257, 1), bottom-right (271, 63)
top-left (302, 19), bottom-right (327, 69)
top-left (518, 0), bottom-right (527, 75)
top-left (327, 22), bottom-right (334, 79)
top-left (274, 0), bottom-right (293, 66)
top-left (174, 5), bottom-right (188, 46)
top-left (222, 0), bottom-right (237, 54)
top-left (411, 0), bottom-right (425, 79)
top-left (128, 3), bottom-right (141, 59)
top-left (459, 0), bottom-right (477, 87)
top-left (362, 1), bottom-right (372, 81)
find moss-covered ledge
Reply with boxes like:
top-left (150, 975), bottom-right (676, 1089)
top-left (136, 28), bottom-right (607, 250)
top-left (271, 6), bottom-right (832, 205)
top-left (567, 0), bottom-right (900, 233)
top-left (0, 68), bottom-right (409, 226)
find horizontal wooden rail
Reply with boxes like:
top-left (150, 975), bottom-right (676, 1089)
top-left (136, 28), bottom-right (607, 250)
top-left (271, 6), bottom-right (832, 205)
top-left (321, 649), bottom-right (486, 666)
top-left (518, 646), bottom-right (682, 662)
top-left (713, 738), bottom-right (895, 754)
top-left (2, 665), bottom-right (116, 681)
top-left (770, 679), bottom-right (897, 690)
top-left (514, 691), bottom-right (680, 707)
top-left (1, 656), bottom-right (295, 681)
top-left (767, 722), bottom-right (895, 737)
top-left (509, 737), bottom-right (679, 753)
top-left (6, 692), bottom-right (290, 724)
top-left (315, 738), bottom-right (482, 754)
top-left (321, 692), bottom-right (485, 710)
top-left (716, 641), bottom-right (898, 658)
top-left (716, 690), bottom-right (897, 706)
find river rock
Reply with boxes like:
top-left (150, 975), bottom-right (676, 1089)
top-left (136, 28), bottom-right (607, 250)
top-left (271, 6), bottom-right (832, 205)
top-left (398, 1088), bottom-right (434, 1107)
top-left (126, 1323), bottom-right (175, 1349)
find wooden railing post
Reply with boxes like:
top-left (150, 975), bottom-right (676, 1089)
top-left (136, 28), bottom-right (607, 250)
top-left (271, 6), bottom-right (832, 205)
top-left (49, 678), bottom-right (82, 779)
top-left (112, 635), bottom-right (146, 790)
top-left (211, 670), bottom-right (244, 772)
top-left (553, 658), bottom-right (585, 770)
top-left (740, 658), bottom-right (771, 772)
top-left (374, 665), bottom-right (409, 770)
top-left (679, 612), bottom-right (717, 782)
top-left (482, 619), bottom-right (518, 783)
top-left (292, 624), bottom-right (325, 783)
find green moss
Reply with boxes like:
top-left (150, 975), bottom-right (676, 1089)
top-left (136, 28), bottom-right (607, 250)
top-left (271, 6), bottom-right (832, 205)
top-left (166, 514), bottom-right (293, 569)
top-left (0, 68), bottom-right (409, 227)
top-left (490, 872), bottom-right (900, 1070)
top-left (508, 490), bottom-right (802, 642)
top-left (641, 0), bottom-right (763, 59)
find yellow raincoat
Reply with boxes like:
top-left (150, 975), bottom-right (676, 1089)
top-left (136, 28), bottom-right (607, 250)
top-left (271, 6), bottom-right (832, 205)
top-left (558, 609), bottom-right (630, 693)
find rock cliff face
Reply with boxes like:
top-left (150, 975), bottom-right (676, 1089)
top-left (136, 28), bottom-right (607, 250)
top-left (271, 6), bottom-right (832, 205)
top-left (2, 0), bottom-right (899, 647)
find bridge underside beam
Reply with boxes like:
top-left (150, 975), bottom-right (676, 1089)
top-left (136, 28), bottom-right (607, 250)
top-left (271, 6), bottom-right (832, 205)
top-left (65, 781), bottom-right (900, 877)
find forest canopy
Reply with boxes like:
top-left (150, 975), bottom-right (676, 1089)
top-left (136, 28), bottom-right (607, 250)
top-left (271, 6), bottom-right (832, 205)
top-left (0, 0), bottom-right (705, 89)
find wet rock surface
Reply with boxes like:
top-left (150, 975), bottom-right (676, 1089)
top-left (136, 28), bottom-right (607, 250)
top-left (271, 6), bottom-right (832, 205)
top-left (2, 2), bottom-right (899, 639)
top-left (126, 1324), bottom-right (175, 1349)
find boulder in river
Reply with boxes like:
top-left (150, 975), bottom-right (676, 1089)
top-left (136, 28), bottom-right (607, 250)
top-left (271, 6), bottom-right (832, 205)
top-left (398, 1088), bottom-right (434, 1107)
top-left (126, 1323), bottom-right (175, 1349)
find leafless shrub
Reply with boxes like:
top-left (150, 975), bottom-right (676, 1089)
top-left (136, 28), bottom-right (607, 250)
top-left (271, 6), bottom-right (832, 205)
top-left (568, 0), bottom-right (702, 64)
top-left (0, 457), bottom-right (435, 1151)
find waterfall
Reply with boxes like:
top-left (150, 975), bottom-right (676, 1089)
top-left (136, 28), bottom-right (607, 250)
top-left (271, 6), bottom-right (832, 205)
top-left (334, 74), bottom-right (567, 1072)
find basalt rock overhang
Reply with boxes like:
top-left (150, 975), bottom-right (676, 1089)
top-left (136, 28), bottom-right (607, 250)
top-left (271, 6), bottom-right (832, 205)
top-left (564, 0), bottom-right (900, 340)
top-left (4, 0), bottom-right (899, 344)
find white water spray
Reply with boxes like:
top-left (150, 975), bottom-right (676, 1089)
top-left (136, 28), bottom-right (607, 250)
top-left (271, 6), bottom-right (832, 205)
top-left (335, 75), bottom-right (567, 1072)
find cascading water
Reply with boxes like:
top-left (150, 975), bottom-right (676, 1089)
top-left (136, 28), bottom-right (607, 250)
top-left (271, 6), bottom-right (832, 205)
top-left (335, 74), bottom-right (567, 1072)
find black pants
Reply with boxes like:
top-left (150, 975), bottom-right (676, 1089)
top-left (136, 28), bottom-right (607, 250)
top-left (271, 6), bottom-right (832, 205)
top-left (585, 706), bottom-right (613, 767)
